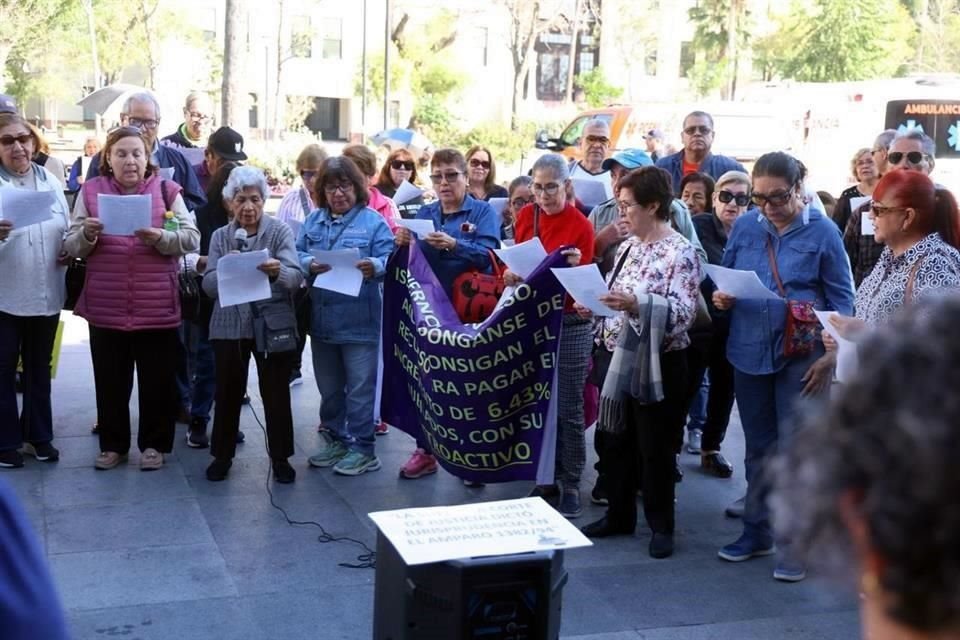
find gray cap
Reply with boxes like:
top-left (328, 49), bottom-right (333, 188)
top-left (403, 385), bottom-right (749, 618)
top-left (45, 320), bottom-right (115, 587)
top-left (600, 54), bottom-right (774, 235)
top-left (0, 94), bottom-right (17, 114)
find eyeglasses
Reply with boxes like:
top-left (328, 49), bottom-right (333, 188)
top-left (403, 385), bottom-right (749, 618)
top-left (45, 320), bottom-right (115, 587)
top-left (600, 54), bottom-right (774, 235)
top-left (584, 135), bottom-right (610, 145)
top-left (617, 200), bottom-right (642, 213)
top-left (869, 204), bottom-right (906, 218)
top-left (0, 134), bottom-right (32, 147)
top-left (751, 190), bottom-right (794, 207)
top-left (683, 125), bottom-right (712, 136)
top-left (233, 194), bottom-right (263, 206)
top-left (717, 190), bottom-right (750, 206)
top-left (511, 197), bottom-right (534, 209)
top-left (126, 117), bottom-right (160, 130)
top-left (429, 171), bottom-right (462, 185)
top-left (887, 151), bottom-right (927, 166)
top-left (391, 160), bottom-right (415, 171)
top-left (469, 158), bottom-right (491, 169)
top-left (187, 112), bottom-right (211, 122)
top-left (531, 182), bottom-right (562, 195)
top-left (323, 182), bottom-right (353, 194)
top-left (300, 170), bottom-right (317, 180)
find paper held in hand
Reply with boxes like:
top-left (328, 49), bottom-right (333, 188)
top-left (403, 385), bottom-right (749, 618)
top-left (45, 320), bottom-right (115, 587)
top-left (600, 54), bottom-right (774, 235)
top-left (549, 263), bottom-right (615, 317)
top-left (0, 189), bottom-right (55, 228)
top-left (216, 249), bottom-right (272, 307)
top-left (494, 237), bottom-right (547, 279)
top-left (97, 194), bottom-right (152, 236)
top-left (703, 265), bottom-right (782, 301)
top-left (310, 247), bottom-right (363, 297)
top-left (392, 180), bottom-right (424, 206)
top-left (814, 309), bottom-right (859, 383)
top-left (571, 177), bottom-right (613, 209)
top-left (397, 217), bottom-right (436, 237)
top-left (368, 498), bottom-right (592, 566)
top-left (851, 196), bottom-right (873, 235)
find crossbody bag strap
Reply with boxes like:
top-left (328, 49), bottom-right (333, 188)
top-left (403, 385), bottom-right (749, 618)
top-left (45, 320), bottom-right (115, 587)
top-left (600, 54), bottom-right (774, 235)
top-left (298, 187), bottom-right (312, 217)
top-left (607, 245), bottom-right (633, 286)
top-left (764, 236), bottom-right (787, 298)
top-left (324, 208), bottom-right (362, 251)
top-left (904, 257), bottom-right (924, 303)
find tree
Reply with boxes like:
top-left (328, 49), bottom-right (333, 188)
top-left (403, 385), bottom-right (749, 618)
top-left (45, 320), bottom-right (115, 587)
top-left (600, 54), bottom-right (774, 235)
top-left (575, 68), bottom-right (622, 107)
top-left (777, 0), bottom-right (915, 81)
top-left (687, 0), bottom-right (750, 98)
top-left (610, 0), bottom-right (659, 102)
top-left (221, 0), bottom-right (247, 131)
top-left (498, 0), bottom-right (563, 130)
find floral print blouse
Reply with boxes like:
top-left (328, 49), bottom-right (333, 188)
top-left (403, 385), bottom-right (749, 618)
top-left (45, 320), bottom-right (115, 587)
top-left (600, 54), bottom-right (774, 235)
top-left (597, 232), bottom-right (702, 353)
top-left (855, 232), bottom-right (960, 324)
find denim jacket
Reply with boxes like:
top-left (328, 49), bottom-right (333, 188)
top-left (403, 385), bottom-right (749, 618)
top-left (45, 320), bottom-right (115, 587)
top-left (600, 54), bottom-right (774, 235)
top-left (296, 205), bottom-right (394, 344)
top-left (415, 195), bottom-right (499, 296)
top-left (722, 205), bottom-right (855, 375)
top-left (655, 151), bottom-right (746, 195)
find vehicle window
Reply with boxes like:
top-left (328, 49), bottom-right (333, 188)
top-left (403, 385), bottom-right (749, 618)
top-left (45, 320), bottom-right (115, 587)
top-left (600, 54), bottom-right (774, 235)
top-left (559, 114), bottom-right (615, 147)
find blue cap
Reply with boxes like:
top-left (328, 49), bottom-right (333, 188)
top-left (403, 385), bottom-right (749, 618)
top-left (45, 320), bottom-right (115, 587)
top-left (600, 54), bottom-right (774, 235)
top-left (602, 149), bottom-right (653, 172)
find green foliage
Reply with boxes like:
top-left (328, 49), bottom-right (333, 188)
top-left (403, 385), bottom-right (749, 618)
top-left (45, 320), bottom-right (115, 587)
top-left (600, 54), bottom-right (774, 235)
top-left (687, 0), bottom-right (751, 96)
top-left (574, 68), bottom-right (622, 108)
top-left (776, 0), bottom-right (916, 81)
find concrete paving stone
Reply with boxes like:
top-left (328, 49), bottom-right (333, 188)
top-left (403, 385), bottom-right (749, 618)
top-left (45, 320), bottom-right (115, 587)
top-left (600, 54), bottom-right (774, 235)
top-left (50, 542), bottom-right (238, 611)
top-left (628, 610), bottom-right (861, 640)
top-left (46, 497), bottom-right (214, 555)
top-left (242, 585), bottom-right (375, 640)
top-left (41, 462), bottom-right (194, 509)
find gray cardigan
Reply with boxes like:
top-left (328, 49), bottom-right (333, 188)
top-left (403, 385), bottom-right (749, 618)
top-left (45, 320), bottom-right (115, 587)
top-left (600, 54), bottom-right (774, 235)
top-left (202, 214), bottom-right (304, 340)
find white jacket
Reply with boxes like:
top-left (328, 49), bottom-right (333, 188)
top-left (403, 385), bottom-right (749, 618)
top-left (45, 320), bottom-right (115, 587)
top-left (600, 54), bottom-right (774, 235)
top-left (0, 164), bottom-right (70, 316)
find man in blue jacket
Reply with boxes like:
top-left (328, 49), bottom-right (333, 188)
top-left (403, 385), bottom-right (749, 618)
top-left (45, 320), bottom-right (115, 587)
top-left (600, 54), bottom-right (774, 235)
top-left (86, 92), bottom-right (206, 211)
top-left (656, 111), bottom-right (746, 195)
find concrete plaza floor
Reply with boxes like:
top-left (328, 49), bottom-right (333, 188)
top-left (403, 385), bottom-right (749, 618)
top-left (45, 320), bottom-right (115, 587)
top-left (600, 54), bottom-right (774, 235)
top-left (5, 314), bottom-right (860, 639)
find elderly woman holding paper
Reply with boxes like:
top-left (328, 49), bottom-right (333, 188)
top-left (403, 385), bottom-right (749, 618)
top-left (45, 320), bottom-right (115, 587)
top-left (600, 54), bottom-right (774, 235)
top-left (0, 112), bottom-right (71, 468)
top-left (202, 165), bottom-right (303, 484)
top-left (296, 157), bottom-right (394, 477)
top-left (65, 125), bottom-right (199, 472)
top-left (575, 166), bottom-right (701, 560)
top-left (711, 152), bottom-right (854, 582)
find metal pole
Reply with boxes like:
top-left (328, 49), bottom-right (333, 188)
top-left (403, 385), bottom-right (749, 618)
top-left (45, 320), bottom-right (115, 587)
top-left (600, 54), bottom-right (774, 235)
top-left (383, 0), bottom-right (390, 130)
top-left (361, 0), bottom-right (367, 132)
top-left (264, 44), bottom-right (270, 140)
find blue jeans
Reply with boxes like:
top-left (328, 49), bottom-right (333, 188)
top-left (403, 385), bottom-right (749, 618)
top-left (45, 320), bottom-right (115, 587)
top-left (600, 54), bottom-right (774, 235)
top-left (189, 322), bottom-right (216, 425)
top-left (734, 354), bottom-right (822, 543)
top-left (175, 321), bottom-right (196, 410)
top-left (312, 341), bottom-right (378, 456)
top-left (686, 371), bottom-right (709, 432)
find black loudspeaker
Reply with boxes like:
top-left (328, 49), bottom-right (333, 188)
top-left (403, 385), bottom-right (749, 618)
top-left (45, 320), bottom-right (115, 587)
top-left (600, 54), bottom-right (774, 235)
top-left (373, 531), bottom-right (568, 640)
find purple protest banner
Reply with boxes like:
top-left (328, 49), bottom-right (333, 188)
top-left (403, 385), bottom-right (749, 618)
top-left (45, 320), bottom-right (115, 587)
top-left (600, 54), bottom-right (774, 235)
top-left (381, 242), bottom-right (568, 484)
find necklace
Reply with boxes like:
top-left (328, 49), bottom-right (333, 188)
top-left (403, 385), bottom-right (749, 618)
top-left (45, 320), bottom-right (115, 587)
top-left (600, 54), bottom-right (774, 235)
top-left (12, 166), bottom-right (33, 188)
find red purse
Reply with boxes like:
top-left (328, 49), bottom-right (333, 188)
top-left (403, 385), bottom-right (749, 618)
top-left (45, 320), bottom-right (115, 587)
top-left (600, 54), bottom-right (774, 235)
top-left (451, 250), bottom-right (506, 324)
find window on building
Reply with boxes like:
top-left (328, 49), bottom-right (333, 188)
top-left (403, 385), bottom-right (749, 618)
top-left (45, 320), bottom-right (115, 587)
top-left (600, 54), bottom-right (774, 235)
top-left (200, 7), bottom-right (217, 41)
top-left (644, 47), bottom-right (658, 76)
top-left (321, 17), bottom-right (343, 60)
top-left (679, 41), bottom-right (695, 78)
top-left (292, 17), bottom-right (313, 58)
top-left (535, 31), bottom-right (600, 101)
top-left (248, 93), bottom-right (259, 129)
top-left (474, 27), bottom-right (489, 67)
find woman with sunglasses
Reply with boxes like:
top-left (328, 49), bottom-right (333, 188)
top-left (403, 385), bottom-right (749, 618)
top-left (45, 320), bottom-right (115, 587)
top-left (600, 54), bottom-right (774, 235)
top-left (0, 113), bottom-right (71, 469)
top-left (712, 152), bottom-right (854, 582)
top-left (276, 144), bottom-right (329, 229)
top-left (502, 176), bottom-right (534, 241)
top-left (465, 146), bottom-right (508, 202)
top-left (375, 149), bottom-right (424, 219)
top-left (689, 171), bottom-right (751, 481)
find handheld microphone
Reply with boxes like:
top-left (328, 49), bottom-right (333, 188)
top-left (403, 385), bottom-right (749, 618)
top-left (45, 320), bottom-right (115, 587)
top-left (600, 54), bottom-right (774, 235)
top-left (234, 228), bottom-right (248, 252)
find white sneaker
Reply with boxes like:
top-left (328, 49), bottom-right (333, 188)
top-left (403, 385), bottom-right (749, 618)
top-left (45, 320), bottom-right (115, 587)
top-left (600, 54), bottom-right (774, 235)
top-left (686, 428), bottom-right (703, 454)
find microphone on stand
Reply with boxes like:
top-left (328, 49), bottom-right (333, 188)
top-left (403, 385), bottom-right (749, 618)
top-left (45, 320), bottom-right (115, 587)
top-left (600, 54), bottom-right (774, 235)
top-left (234, 228), bottom-right (248, 252)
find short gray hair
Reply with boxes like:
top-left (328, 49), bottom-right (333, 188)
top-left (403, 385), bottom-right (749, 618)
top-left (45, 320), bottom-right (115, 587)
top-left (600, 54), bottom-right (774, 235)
top-left (121, 91), bottom-right (161, 118)
top-left (222, 165), bottom-right (269, 201)
top-left (715, 170), bottom-right (751, 193)
top-left (531, 153), bottom-right (570, 181)
top-left (582, 118), bottom-right (610, 135)
top-left (894, 129), bottom-right (936, 158)
top-left (874, 129), bottom-right (897, 152)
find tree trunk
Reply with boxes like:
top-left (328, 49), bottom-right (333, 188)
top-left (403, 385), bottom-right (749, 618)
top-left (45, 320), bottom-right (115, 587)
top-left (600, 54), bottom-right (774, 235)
top-left (725, 0), bottom-right (738, 100)
top-left (140, 0), bottom-right (159, 89)
top-left (222, 0), bottom-right (247, 133)
top-left (564, 0), bottom-right (582, 104)
top-left (272, 0), bottom-right (285, 140)
top-left (82, 0), bottom-right (103, 135)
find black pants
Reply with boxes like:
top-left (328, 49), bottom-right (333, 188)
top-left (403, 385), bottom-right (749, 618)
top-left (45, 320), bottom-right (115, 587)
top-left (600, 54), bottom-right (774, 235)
top-left (603, 349), bottom-right (688, 534)
top-left (0, 312), bottom-right (59, 451)
top-left (210, 339), bottom-right (295, 462)
top-left (293, 287), bottom-right (312, 374)
top-left (701, 330), bottom-right (736, 452)
top-left (89, 326), bottom-right (179, 454)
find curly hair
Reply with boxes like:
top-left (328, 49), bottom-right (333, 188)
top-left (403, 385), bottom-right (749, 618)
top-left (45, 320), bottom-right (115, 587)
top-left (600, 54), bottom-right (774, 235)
top-left (771, 293), bottom-right (960, 632)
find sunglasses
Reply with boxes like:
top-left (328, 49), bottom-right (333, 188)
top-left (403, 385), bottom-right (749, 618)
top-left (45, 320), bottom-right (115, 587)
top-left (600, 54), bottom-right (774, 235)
top-left (300, 170), bottom-right (317, 180)
top-left (887, 151), bottom-right (926, 165)
top-left (869, 204), bottom-right (906, 218)
top-left (717, 190), bottom-right (750, 206)
top-left (391, 160), bottom-right (415, 171)
top-left (469, 158), bottom-right (491, 169)
top-left (429, 171), bottom-right (462, 185)
top-left (684, 125), bottom-right (712, 136)
top-left (0, 134), bottom-right (32, 147)
top-left (751, 190), bottom-right (794, 207)
top-left (584, 135), bottom-right (610, 145)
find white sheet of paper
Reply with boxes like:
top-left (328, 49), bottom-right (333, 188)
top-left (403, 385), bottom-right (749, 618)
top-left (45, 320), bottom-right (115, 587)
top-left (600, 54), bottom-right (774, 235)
top-left (397, 217), bottom-right (436, 236)
top-left (158, 167), bottom-right (175, 181)
top-left (97, 194), bottom-right (152, 236)
top-left (368, 498), bottom-right (592, 566)
top-left (310, 248), bottom-right (363, 296)
top-left (392, 180), bottom-right (423, 205)
top-left (495, 237), bottom-right (547, 279)
top-left (216, 249), bottom-right (272, 307)
top-left (178, 147), bottom-right (205, 166)
top-left (81, 156), bottom-right (92, 178)
top-left (851, 196), bottom-right (873, 235)
top-left (488, 197), bottom-right (508, 229)
top-left (0, 189), bottom-right (55, 228)
top-left (550, 264), bottom-right (615, 317)
top-left (571, 177), bottom-right (613, 209)
top-left (814, 310), bottom-right (859, 383)
top-left (703, 264), bottom-right (782, 301)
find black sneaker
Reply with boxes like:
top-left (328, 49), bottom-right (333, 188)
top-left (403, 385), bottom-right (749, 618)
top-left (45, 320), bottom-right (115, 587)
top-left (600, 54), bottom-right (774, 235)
top-left (241, 393), bottom-right (250, 405)
top-left (557, 489), bottom-right (583, 519)
top-left (272, 459), bottom-right (296, 484)
top-left (22, 442), bottom-right (59, 462)
top-left (236, 430), bottom-right (245, 444)
top-left (0, 450), bottom-right (25, 468)
top-left (186, 420), bottom-right (209, 449)
top-left (206, 458), bottom-right (232, 481)
top-left (590, 485), bottom-right (609, 505)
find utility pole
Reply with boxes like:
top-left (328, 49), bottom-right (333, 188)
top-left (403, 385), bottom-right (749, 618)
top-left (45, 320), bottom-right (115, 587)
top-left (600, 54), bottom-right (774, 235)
top-left (383, 0), bottom-right (390, 130)
top-left (361, 0), bottom-right (367, 134)
top-left (81, 0), bottom-right (103, 135)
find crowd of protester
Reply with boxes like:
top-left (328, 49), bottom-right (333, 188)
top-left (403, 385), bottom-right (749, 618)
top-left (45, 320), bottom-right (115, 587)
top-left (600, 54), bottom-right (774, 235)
top-left (2, 89), bottom-right (960, 607)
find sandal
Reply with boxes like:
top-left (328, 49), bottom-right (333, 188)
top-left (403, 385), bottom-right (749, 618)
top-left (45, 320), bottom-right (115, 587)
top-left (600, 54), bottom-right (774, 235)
top-left (140, 448), bottom-right (164, 471)
top-left (95, 451), bottom-right (127, 470)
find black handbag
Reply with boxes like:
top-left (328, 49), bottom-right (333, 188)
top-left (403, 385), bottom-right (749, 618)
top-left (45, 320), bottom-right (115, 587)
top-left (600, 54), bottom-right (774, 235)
top-left (251, 295), bottom-right (299, 354)
top-left (63, 258), bottom-right (86, 311)
top-left (178, 257), bottom-right (201, 321)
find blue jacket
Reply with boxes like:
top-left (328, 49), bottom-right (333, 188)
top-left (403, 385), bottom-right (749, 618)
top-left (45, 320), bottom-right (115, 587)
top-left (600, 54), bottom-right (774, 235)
top-left (86, 143), bottom-right (206, 211)
top-left (722, 205), bottom-right (855, 375)
top-left (296, 205), bottom-right (394, 344)
top-left (414, 194), bottom-right (499, 296)
top-left (656, 151), bottom-right (746, 195)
